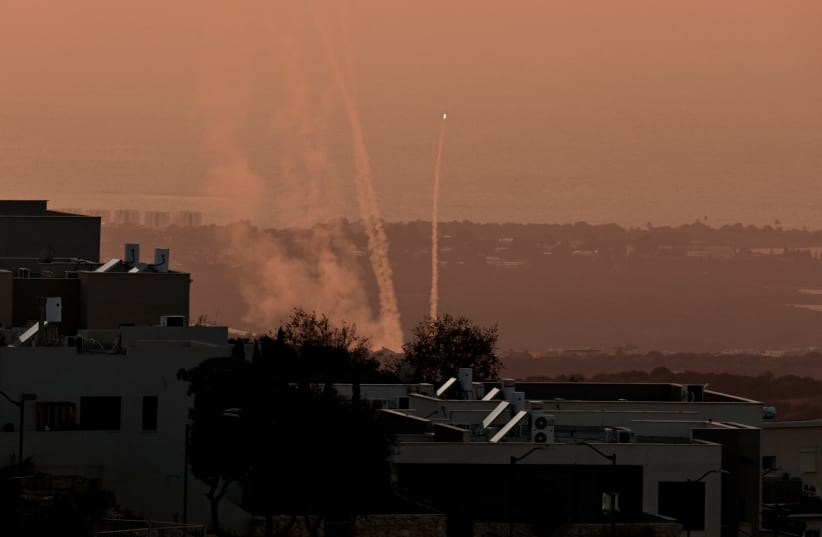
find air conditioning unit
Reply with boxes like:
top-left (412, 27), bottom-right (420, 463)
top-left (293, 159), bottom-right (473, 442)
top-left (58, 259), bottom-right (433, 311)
top-left (529, 401), bottom-right (554, 444)
top-left (615, 427), bottom-right (635, 443)
top-left (160, 315), bottom-right (186, 327)
top-left (604, 427), bottom-right (616, 443)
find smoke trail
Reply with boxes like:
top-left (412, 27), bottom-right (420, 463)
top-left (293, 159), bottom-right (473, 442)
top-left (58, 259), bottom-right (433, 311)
top-left (314, 9), bottom-right (404, 350)
top-left (430, 113), bottom-right (447, 320)
top-left (193, 4), bottom-right (401, 350)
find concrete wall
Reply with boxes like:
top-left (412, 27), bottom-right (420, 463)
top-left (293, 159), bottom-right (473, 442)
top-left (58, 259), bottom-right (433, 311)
top-left (762, 421), bottom-right (822, 493)
top-left (79, 272), bottom-right (190, 329)
top-left (693, 425), bottom-right (761, 537)
top-left (0, 215), bottom-right (100, 261)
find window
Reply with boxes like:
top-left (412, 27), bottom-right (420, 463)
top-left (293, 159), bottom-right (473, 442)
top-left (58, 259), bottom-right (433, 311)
top-left (800, 448), bottom-right (817, 473)
top-left (762, 455), bottom-right (777, 471)
top-left (658, 481), bottom-right (706, 531)
top-left (142, 396), bottom-right (158, 431)
top-left (80, 397), bottom-right (121, 430)
top-left (35, 402), bottom-right (76, 431)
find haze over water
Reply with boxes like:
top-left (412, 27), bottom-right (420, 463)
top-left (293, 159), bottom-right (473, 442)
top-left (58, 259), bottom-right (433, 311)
top-left (2, 1), bottom-right (821, 229)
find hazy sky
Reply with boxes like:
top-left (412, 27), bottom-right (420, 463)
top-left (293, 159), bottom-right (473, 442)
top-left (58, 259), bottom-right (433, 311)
top-left (2, 1), bottom-right (821, 227)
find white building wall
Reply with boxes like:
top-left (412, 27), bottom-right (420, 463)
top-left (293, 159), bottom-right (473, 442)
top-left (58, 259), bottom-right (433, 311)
top-left (0, 340), bottom-right (248, 529)
top-left (762, 421), bottom-right (822, 493)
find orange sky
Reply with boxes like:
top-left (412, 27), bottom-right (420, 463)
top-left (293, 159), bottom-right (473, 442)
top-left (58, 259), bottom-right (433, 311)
top-left (2, 1), bottom-right (821, 227)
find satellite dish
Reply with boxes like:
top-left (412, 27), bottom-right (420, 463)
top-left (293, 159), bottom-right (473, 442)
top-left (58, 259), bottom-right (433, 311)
top-left (398, 363), bottom-right (416, 383)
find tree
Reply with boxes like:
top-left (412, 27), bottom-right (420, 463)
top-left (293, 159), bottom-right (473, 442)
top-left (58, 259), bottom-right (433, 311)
top-left (177, 357), bottom-right (254, 535)
top-left (178, 310), bottom-right (395, 537)
top-left (402, 314), bottom-right (501, 382)
top-left (270, 308), bottom-right (394, 384)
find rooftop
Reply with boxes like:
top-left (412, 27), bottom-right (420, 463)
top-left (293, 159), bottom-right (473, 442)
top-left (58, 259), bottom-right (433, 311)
top-left (0, 200), bottom-right (91, 218)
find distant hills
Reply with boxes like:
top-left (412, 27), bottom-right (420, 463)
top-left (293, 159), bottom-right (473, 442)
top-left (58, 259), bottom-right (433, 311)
top-left (101, 220), bottom-right (822, 354)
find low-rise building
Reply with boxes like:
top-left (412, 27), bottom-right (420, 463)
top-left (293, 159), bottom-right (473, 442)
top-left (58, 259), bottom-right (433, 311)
top-left (336, 376), bottom-right (763, 537)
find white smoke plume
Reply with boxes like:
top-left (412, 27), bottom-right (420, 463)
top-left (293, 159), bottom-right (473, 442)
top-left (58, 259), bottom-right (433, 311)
top-left (313, 5), bottom-right (404, 349)
top-left (194, 3), bottom-right (403, 350)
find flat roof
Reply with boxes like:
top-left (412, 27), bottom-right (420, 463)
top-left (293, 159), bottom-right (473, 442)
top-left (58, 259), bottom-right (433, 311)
top-left (0, 200), bottom-right (95, 218)
top-left (763, 419), bottom-right (822, 429)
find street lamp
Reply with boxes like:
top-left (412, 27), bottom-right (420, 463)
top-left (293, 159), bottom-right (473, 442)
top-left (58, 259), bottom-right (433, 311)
top-left (0, 390), bottom-right (37, 467)
top-left (508, 446), bottom-right (546, 537)
top-left (577, 442), bottom-right (617, 537)
top-left (685, 469), bottom-right (729, 537)
top-left (182, 422), bottom-right (191, 525)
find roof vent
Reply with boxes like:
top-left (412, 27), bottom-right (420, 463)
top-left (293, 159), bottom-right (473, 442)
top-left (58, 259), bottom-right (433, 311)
top-left (124, 243), bottom-right (140, 265)
top-left (153, 248), bottom-right (170, 272)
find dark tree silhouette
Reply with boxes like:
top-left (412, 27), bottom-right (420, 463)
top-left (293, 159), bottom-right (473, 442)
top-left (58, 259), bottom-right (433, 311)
top-left (177, 357), bottom-right (254, 535)
top-left (271, 308), bottom-right (395, 384)
top-left (402, 314), bottom-right (501, 382)
top-left (179, 310), bottom-right (395, 537)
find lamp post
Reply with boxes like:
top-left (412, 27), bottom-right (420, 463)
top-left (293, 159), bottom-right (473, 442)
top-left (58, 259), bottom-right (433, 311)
top-left (182, 422), bottom-right (190, 525)
top-left (508, 446), bottom-right (545, 537)
top-left (577, 442), bottom-right (617, 537)
top-left (686, 469), bottom-right (729, 537)
top-left (0, 389), bottom-right (37, 467)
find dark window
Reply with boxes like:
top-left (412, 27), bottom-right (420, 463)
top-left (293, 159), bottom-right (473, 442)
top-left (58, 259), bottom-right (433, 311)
top-left (142, 396), bottom-right (158, 431)
top-left (763, 455), bottom-right (777, 471)
top-left (80, 397), bottom-right (121, 430)
top-left (658, 481), bottom-right (705, 531)
top-left (806, 529), bottom-right (820, 537)
top-left (35, 402), bottom-right (76, 431)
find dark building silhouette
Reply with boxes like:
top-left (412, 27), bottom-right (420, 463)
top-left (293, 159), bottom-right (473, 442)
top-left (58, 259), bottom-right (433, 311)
top-left (0, 200), bottom-right (189, 337)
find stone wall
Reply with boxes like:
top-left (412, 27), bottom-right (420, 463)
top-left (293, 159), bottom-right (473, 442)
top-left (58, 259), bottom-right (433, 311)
top-left (354, 514), bottom-right (447, 537)
top-left (250, 513), bottom-right (447, 537)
